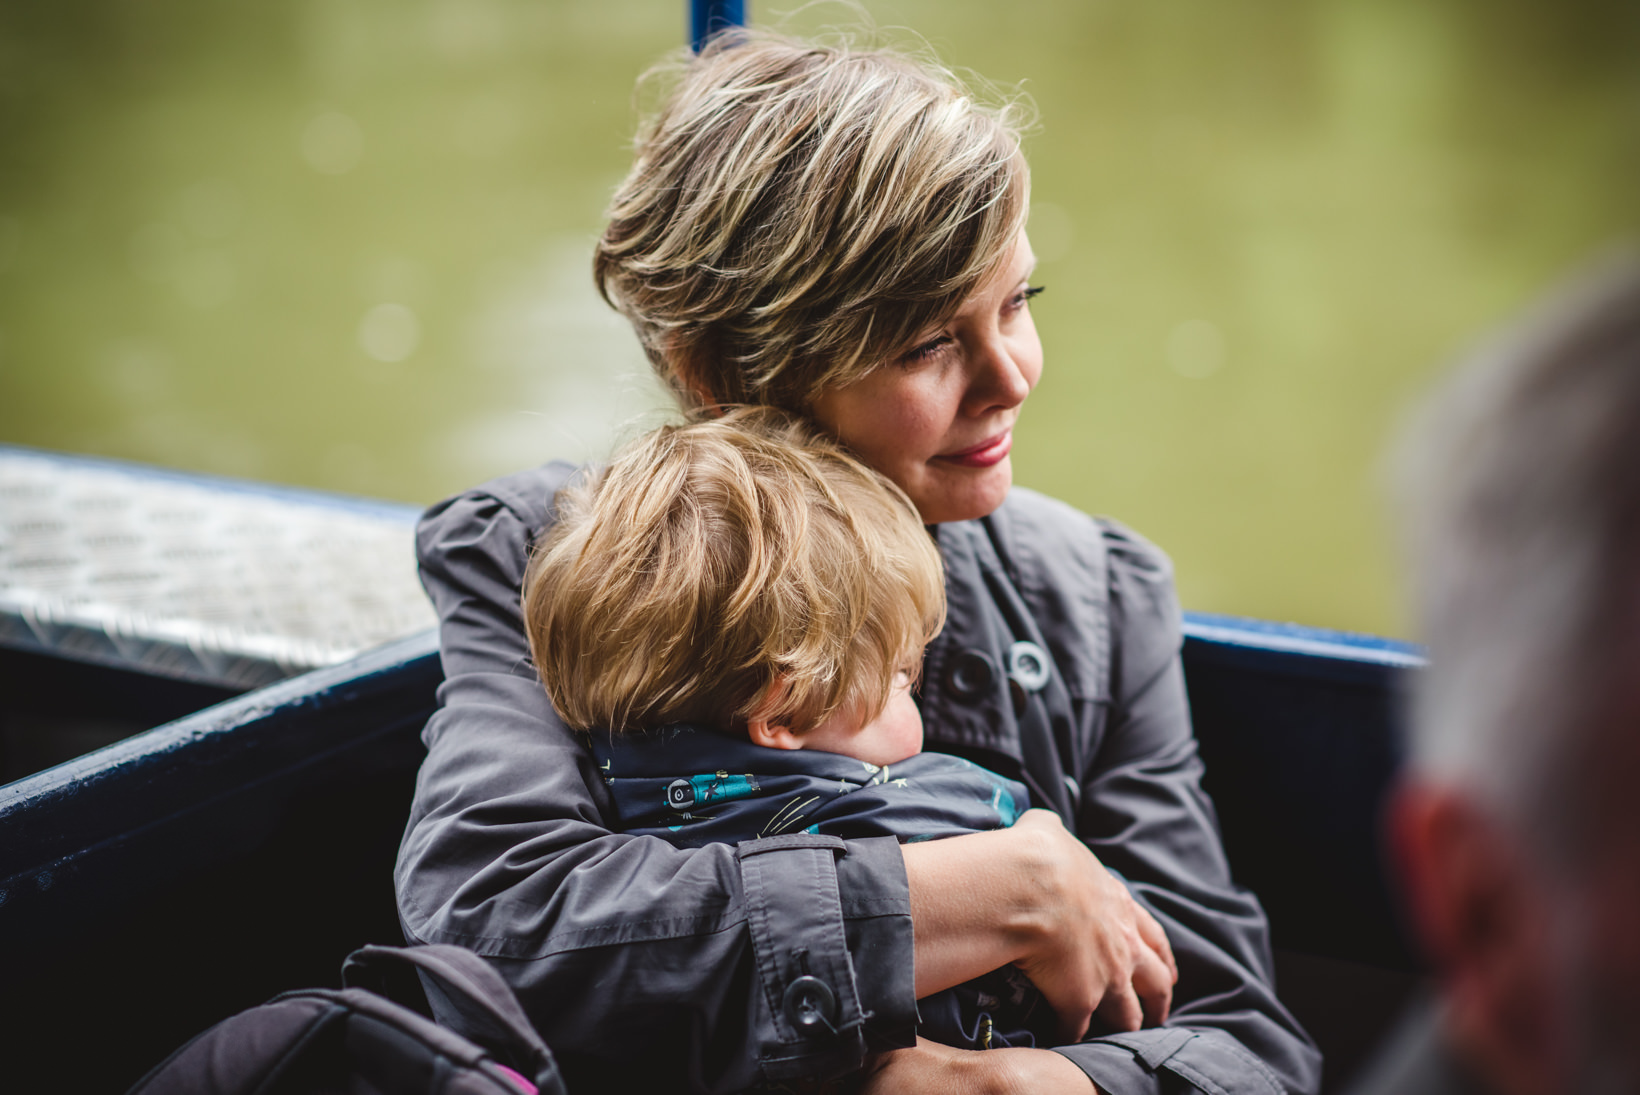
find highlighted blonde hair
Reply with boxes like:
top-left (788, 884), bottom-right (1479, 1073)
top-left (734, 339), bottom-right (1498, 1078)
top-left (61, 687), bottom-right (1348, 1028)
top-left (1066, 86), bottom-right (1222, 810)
top-left (595, 30), bottom-right (1031, 410)
top-left (524, 407), bottom-right (947, 736)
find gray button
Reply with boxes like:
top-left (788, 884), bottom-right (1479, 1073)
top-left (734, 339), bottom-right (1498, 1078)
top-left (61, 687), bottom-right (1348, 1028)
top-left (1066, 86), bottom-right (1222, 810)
top-left (782, 975), bottom-right (837, 1035)
top-left (1006, 640), bottom-right (1051, 693)
top-left (945, 650), bottom-right (996, 702)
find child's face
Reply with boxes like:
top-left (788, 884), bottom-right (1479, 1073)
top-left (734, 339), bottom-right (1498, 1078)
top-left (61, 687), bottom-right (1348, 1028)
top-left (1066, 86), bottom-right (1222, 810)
top-left (799, 668), bottom-right (924, 767)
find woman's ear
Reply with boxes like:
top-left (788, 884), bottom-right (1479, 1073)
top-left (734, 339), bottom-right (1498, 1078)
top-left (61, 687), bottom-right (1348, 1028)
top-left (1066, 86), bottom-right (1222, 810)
top-left (665, 335), bottom-right (727, 412)
top-left (747, 717), bottom-right (804, 751)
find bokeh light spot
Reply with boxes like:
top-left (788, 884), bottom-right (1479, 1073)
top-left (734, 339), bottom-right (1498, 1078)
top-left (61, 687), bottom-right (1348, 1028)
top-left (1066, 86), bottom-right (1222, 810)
top-left (1029, 202), bottom-right (1075, 264)
top-left (129, 223), bottom-right (186, 282)
top-left (1166, 319), bottom-right (1226, 379)
top-left (456, 94), bottom-right (523, 158)
top-left (302, 111), bottom-right (364, 175)
top-left (358, 303), bottom-right (420, 362)
top-left (426, 0), bottom-right (507, 61)
top-left (176, 250), bottom-right (237, 308)
top-left (177, 179), bottom-right (243, 239)
top-left (101, 341), bottom-right (173, 400)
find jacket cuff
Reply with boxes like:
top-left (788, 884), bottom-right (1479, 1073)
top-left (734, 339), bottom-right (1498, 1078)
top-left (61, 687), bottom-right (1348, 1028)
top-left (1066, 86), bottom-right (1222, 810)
top-left (736, 834), bottom-right (915, 1083)
top-left (1057, 1027), bottom-right (1289, 1095)
top-left (836, 835), bottom-right (917, 1053)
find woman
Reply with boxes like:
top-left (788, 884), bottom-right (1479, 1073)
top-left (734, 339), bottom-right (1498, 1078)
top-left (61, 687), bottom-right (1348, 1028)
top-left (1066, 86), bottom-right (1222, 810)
top-left (396, 31), bottom-right (1320, 1095)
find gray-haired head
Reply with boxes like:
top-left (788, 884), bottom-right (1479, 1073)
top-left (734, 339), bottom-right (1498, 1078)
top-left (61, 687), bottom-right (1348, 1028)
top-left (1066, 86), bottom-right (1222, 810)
top-left (1396, 255), bottom-right (1640, 861)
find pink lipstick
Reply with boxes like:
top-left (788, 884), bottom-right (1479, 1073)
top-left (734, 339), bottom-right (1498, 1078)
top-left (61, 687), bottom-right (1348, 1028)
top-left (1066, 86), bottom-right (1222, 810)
top-left (937, 430), bottom-right (1012, 468)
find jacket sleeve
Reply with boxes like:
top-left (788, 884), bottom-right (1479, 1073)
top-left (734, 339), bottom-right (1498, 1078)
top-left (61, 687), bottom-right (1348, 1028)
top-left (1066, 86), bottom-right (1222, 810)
top-left (1053, 520), bottom-right (1322, 1095)
top-left (393, 472), bottom-right (918, 1094)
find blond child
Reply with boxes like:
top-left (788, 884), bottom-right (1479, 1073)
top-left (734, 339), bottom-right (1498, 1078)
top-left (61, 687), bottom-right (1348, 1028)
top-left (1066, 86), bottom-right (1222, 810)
top-left (523, 407), bottom-right (1049, 1050)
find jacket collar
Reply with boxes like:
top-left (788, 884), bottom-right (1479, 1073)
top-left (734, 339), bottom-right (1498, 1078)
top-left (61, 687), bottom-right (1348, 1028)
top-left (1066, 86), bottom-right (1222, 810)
top-left (920, 519), bottom-right (1026, 762)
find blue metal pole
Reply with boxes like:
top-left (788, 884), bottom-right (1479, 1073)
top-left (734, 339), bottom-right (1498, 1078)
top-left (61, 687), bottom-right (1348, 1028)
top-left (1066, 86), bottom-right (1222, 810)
top-left (690, 0), bottom-right (747, 52)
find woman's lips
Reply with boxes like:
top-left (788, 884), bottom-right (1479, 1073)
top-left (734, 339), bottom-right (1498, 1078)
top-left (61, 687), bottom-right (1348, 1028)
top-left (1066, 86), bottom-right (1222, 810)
top-left (936, 430), bottom-right (1013, 469)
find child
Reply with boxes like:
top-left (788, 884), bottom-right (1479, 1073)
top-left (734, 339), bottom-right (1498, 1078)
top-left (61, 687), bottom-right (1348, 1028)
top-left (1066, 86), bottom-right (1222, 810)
top-left (523, 407), bottom-right (1052, 1051)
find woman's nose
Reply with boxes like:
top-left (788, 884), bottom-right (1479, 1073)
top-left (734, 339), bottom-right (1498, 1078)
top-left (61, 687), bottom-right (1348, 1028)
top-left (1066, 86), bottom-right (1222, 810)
top-left (966, 334), bottom-right (1034, 411)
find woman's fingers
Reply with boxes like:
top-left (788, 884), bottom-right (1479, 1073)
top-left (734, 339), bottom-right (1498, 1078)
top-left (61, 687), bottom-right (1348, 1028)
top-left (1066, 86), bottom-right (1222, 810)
top-left (1133, 899), bottom-right (1178, 984)
top-left (1126, 893), bottom-right (1175, 1025)
top-left (1132, 936), bottom-right (1175, 1026)
top-left (901, 810), bottom-right (1178, 1044)
top-left (1007, 809), bottom-right (1178, 1037)
top-left (1010, 812), bottom-right (1129, 1035)
top-left (1057, 991), bottom-right (1096, 1044)
top-left (1092, 978), bottom-right (1145, 1034)
top-left (1090, 897), bottom-right (1174, 1031)
top-left (1006, 812), bottom-right (1103, 1038)
top-left (1017, 946), bottom-right (1096, 1042)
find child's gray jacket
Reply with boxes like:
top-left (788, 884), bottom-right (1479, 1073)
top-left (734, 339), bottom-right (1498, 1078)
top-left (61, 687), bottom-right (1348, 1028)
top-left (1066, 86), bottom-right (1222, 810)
top-left (395, 463), bottom-right (1322, 1095)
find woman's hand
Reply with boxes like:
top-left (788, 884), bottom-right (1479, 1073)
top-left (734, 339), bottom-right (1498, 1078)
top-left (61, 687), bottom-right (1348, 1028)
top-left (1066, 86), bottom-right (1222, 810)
top-left (902, 808), bottom-right (1177, 1041)
top-left (1010, 810), bottom-right (1178, 1037)
top-left (859, 1038), bottom-right (1098, 1095)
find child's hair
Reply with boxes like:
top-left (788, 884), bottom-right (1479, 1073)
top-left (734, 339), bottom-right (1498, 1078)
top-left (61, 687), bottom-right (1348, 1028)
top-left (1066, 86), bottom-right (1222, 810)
top-left (524, 406), bottom-right (947, 736)
top-left (594, 29), bottom-right (1031, 412)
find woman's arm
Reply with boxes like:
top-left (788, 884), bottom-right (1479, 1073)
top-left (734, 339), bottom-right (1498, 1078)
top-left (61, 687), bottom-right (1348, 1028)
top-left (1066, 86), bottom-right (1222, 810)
top-left (395, 467), bottom-right (919, 1092)
top-left (396, 469), bottom-right (1202, 1092)
top-left (862, 1038), bottom-right (1100, 1095)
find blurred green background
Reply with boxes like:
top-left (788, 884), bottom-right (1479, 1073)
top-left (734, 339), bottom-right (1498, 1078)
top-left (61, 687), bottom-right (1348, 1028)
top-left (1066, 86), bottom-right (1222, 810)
top-left (1, 0), bottom-right (1636, 636)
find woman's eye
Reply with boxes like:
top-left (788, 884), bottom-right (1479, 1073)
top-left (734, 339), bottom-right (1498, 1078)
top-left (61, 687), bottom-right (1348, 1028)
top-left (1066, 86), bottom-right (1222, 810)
top-left (1014, 284), bottom-right (1045, 308)
top-left (901, 334), bottom-right (954, 364)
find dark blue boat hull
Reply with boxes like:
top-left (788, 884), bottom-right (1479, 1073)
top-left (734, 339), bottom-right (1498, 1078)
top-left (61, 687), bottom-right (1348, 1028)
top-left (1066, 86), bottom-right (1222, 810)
top-left (0, 633), bottom-right (439, 1089)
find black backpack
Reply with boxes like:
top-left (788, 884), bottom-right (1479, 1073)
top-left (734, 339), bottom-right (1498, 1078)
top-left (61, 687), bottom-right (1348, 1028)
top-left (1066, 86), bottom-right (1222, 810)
top-left (127, 944), bottom-right (567, 1095)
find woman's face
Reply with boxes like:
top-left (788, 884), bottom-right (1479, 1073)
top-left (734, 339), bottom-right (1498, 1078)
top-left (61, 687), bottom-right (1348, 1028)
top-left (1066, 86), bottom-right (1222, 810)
top-left (811, 232), bottom-right (1042, 526)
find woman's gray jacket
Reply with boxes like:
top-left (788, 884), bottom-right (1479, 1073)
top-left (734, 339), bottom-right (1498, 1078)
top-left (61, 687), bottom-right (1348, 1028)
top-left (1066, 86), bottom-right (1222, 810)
top-left (395, 462), bottom-right (1322, 1095)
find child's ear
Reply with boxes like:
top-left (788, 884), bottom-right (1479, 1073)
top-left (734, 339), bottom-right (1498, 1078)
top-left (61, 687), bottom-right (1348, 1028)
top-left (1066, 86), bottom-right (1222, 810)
top-left (747, 679), bottom-right (803, 751)
top-left (747, 717), bottom-right (804, 751)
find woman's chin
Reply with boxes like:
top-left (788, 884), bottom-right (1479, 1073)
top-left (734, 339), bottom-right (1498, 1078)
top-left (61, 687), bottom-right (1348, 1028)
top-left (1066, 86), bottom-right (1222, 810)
top-left (913, 460), bottom-right (1014, 525)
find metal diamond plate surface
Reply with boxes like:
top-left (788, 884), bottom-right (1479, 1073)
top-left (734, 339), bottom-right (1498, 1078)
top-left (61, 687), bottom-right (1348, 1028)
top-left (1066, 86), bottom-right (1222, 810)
top-left (0, 447), bottom-right (437, 689)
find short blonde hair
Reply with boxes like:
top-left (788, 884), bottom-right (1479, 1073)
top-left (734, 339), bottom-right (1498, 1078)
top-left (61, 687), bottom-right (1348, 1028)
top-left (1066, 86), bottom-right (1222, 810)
top-left (525, 407), bottom-right (947, 736)
top-left (594, 30), bottom-right (1031, 411)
